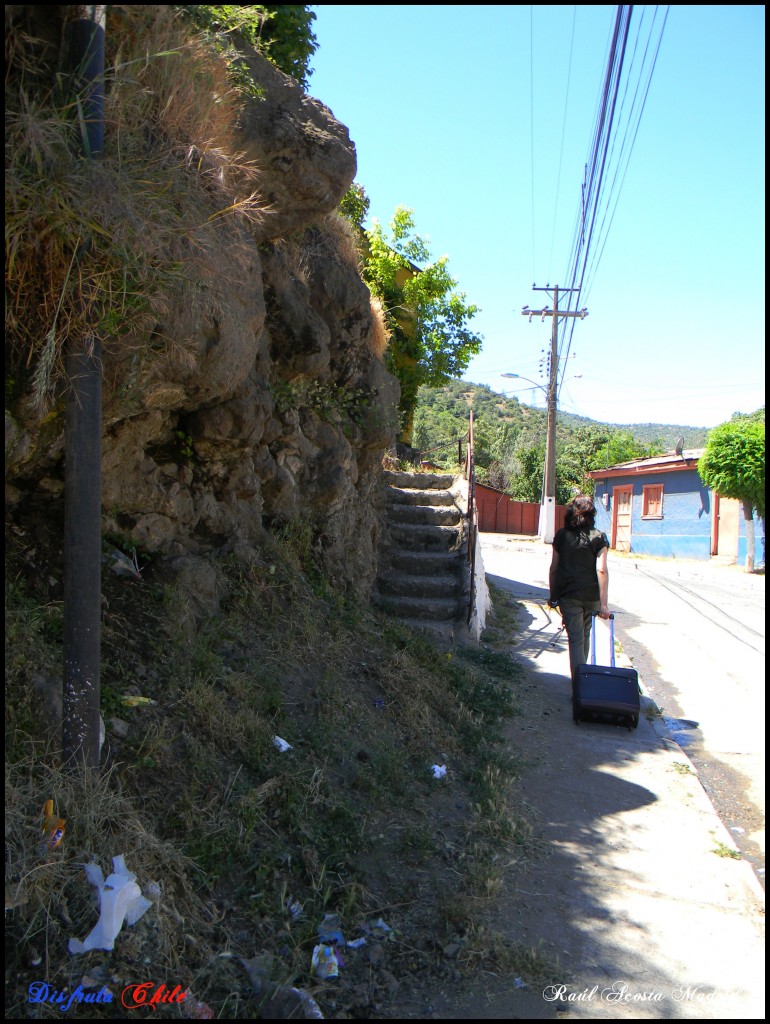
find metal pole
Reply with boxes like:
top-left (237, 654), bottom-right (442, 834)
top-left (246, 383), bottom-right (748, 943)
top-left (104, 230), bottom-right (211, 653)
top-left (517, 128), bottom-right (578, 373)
top-left (62, 5), bottom-right (106, 767)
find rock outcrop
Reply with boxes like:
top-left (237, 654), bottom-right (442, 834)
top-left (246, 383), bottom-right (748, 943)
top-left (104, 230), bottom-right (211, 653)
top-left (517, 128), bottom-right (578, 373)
top-left (5, 8), bottom-right (400, 598)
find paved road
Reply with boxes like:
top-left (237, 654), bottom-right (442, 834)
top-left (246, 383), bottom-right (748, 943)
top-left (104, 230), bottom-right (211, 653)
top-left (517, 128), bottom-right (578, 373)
top-left (479, 535), bottom-right (766, 887)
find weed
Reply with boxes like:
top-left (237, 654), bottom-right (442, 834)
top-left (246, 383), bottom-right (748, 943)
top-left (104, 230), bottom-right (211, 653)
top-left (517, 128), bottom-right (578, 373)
top-left (271, 377), bottom-right (374, 428)
top-left (444, 923), bottom-right (561, 987)
top-left (712, 841), bottom-right (741, 860)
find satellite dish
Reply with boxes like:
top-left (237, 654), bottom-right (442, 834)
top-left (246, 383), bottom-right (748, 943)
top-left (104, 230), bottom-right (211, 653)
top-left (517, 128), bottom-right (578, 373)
top-left (674, 436), bottom-right (684, 457)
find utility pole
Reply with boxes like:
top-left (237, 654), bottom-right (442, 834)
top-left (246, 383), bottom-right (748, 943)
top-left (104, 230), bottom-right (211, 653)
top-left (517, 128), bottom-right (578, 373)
top-left (522, 286), bottom-right (588, 543)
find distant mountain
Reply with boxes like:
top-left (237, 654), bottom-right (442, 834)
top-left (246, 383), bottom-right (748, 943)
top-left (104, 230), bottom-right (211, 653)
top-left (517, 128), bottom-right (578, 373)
top-left (601, 422), bottom-right (709, 448)
top-left (556, 414), bottom-right (709, 449)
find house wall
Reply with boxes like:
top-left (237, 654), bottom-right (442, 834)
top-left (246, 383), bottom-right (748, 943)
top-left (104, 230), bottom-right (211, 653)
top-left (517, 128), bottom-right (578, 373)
top-left (592, 469), bottom-right (712, 560)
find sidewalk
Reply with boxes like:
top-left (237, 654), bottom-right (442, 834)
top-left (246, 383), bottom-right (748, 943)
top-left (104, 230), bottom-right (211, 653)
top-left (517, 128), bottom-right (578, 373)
top-left (433, 550), bottom-right (766, 1019)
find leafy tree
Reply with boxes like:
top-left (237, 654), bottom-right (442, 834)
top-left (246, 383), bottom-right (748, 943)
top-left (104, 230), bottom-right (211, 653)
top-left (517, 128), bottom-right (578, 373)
top-left (698, 413), bottom-right (765, 571)
top-left (510, 439), bottom-right (547, 503)
top-left (342, 195), bottom-right (483, 443)
top-left (560, 426), bottom-right (663, 496)
top-left (339, 182), bottom-right (370, 230)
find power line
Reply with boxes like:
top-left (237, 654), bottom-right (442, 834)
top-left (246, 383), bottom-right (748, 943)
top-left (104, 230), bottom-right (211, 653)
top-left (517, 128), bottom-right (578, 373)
top-left (555, 8), bottom-right (630, 372)
top-left (530, 5), bottom-right (536, 281)
top-left (581, 6), bottom-right (670, 302)
top-left (555, 6), bottom-right (632, 391)
top-left (556, 5), bottom-right (671, 392)
top-left (547, 5), bottom-right (578, 276)
top-left (582, 9), bottom-right (668, 301)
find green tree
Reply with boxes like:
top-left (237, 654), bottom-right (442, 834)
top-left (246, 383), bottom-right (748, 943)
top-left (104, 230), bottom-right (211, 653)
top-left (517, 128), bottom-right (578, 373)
top-left (698, 413), bottom-right (765, 572)
top-left (354, 203), bottom-right (482, 443)
top-left (560, 426), bottom-right (663, 496)
top-left (510, 439), bottom-right (547, 503)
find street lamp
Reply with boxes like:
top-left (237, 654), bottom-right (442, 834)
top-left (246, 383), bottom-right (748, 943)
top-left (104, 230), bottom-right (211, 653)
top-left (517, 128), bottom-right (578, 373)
top-left (501, 372), bottom-right (545, 391)
top-left (501, 372), bottom-right (547, 410)
top-left (502, 372), bottom-right (582, 392)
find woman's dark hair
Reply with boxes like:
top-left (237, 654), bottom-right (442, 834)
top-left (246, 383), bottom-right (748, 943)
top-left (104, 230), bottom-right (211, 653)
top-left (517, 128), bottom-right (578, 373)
top-left (566, 495), bottom-right (597, 531)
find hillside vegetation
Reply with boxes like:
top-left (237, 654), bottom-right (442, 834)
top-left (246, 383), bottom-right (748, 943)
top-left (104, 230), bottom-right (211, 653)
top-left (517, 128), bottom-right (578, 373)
top-left (413, 380), bottom-right (709, 503)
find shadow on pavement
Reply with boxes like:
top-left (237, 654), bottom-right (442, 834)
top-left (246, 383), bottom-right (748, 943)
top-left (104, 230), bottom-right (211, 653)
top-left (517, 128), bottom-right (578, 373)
top-left (429, 573), bottom-right (764, 1019)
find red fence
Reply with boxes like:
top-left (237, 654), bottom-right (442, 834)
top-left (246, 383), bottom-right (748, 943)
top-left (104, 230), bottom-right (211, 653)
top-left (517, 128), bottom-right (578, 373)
top-left (475, 483), bottom-right (567, 535)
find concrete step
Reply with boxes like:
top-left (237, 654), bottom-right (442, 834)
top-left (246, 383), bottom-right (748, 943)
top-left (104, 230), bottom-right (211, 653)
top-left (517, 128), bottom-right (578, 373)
top-left (377, 572), bottom-right (460, 599)
top-left (386, 504), bottom-right (462, 527)
top-left (384, 470), bottom-right (456, 490)
top-left (387, 487), bottom-right (455, 507)
top-left (373, 592), bottom-right (462, 621)
top-left (390, 551), bottom-right (463, 576)
top-left (377, 468), bottom-right (467, 629)
top-left (388, 523), bottom-right (463, 553)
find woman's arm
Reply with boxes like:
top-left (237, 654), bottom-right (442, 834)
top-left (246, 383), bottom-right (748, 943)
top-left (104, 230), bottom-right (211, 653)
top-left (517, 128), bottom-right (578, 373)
top-left (596, 547), bottom-right (610, 618)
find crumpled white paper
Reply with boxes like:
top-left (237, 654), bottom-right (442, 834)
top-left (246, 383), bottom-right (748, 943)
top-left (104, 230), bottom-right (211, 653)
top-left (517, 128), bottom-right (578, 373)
top-left (68, 855), bottom-right (153, 954)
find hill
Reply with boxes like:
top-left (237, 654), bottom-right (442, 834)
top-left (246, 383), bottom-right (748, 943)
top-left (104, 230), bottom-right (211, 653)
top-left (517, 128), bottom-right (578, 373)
top-left (411, 381), bottom-right (711, 502)
top-left (413, 380), bottom-right (709, 455)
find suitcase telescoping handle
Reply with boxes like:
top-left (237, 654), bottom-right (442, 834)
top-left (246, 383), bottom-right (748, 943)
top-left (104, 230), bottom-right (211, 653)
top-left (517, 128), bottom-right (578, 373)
top-left (590, 611), bottom-right (615, 668)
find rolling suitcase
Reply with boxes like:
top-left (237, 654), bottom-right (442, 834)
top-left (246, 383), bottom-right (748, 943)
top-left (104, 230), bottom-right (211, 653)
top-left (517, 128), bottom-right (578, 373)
top-left (572, 613), bottom-right (640, 729)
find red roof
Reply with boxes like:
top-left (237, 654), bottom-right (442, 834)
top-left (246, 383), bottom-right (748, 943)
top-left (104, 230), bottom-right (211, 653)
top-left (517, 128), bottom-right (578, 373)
top-left (588, 449), bottom-right (705, 480)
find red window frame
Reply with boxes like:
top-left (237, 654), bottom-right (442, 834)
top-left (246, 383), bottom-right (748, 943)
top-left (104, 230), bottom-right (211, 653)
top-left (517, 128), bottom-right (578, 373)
top-left (642, 484), bottom-right (664, 519)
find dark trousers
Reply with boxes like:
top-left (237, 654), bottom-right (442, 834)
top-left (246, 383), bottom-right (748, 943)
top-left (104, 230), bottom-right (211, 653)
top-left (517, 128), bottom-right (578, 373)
top-left (559, 597), bottom-right (601, 679)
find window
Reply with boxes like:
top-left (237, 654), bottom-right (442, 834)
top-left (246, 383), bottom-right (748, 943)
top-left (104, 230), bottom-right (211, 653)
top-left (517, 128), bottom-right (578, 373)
top-left (642, 484), bottom-right (663, 519)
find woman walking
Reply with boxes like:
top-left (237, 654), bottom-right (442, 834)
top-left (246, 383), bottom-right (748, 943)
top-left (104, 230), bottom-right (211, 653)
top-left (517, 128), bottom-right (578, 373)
top-left (549, 495), bottom-right (611, 681)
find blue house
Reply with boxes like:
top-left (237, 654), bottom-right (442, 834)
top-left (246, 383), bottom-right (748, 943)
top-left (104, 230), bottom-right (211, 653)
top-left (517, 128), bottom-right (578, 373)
top-left (588, 449), bottom-right (762, 563)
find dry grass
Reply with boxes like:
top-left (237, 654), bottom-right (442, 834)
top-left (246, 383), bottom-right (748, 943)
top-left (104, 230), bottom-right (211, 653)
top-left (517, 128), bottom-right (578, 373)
top-left (5, 6), bottom-right (268, 415)
top-left (318, 210), bottom-right (363, 271)
top-left (368, 295), bottom-right (392, 359)
top-left (277, 212), bottom-right (363, 288)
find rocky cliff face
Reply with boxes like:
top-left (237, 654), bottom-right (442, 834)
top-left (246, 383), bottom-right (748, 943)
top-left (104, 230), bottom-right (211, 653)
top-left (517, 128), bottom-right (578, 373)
top-left (5, 7), bottom-right (399, 597)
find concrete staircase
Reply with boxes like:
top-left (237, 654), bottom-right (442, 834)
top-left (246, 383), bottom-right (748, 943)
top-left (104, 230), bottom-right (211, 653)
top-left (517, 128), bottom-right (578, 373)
top-left (374, 470), bottom-right (469, 634)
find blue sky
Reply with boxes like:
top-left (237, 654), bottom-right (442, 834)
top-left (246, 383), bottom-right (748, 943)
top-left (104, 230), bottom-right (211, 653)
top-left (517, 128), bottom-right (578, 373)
top-left (307, 5), bottom-right (765, 433)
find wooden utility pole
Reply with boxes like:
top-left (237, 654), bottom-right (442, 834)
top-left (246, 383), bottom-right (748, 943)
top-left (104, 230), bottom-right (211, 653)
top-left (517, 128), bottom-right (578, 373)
top-left (522, 286), bottom-right (588, 542)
